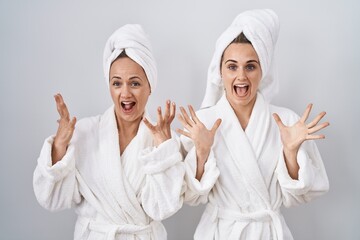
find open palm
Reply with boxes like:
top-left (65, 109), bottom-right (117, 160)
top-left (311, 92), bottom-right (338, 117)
top-left (273, 104), bottom-right (329, 153)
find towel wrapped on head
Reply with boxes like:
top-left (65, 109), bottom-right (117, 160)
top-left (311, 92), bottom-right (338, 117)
top-left (201, 9), bottom-right (280, 108)
top-left (103, 24), bottom-right (157, 91)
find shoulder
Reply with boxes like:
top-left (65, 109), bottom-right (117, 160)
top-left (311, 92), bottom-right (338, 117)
top-left (72, 114), bottom-right (102, 143)
top-left (75, 115), bottom-right (101, 132)
top-left (196, 105), bottom-right (219, 127)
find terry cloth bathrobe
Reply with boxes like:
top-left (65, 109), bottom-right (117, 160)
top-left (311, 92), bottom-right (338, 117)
top-left (181, 9), bottom-right (329, 240)
top-left (33, 24), bottom-right (185, 240)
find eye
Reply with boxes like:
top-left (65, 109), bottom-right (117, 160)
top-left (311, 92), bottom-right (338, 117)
top-left (227, 64), bottom-right (237, 71)
top-left (245, 64), bottom-right (256, 71)
top-left (130, 81), bottom-right (141, 87)
top-left (112, 81), bottom-right (121, 87)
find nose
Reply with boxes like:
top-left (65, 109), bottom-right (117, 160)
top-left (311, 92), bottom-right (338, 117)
top-left (237, 67), bottom-right (247, 80)
top-left (120, 84), bottom-right (132, 98)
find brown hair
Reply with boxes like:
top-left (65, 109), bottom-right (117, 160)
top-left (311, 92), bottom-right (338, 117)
top-left (117, 50), bottom-right (128, 59)
top-left (220, 32), bottom-right (252, 71)
top-left (231, 32), bottom-right (251, 44)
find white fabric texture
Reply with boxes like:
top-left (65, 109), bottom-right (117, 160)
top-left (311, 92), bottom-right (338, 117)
top-left (181, 93), bottom-right (329, 239)
top-left (103, 24), bottom-right (157, 90)
top-left (201, 9), bottom-right (280, 108)
top-left (33, 106), bottom-right (185, 240)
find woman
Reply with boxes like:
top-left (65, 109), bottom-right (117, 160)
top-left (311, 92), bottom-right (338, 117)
top-left (33, 24), bottom-right (185, 240)
top-left (178, 9), bottom-right (329, 239)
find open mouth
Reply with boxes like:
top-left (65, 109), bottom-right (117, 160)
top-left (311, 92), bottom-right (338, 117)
top-left (234, 83), bottom-right (249, 97)
top-left (121, 101), bottom-right (136, 113)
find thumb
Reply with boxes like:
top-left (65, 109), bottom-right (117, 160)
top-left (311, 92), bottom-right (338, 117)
top-left (211, 118), bottom-right (222, 134)
top-left (272, 113), bottom-right (285, 129)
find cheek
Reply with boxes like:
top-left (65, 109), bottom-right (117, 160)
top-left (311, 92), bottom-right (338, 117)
top-left (250, 72), bottom-right (262, 88)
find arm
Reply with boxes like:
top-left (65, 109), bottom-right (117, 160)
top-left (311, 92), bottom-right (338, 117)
top-left (273, 104), bottom-right (330, 206)
top-left (177, 105), bottom-right (221, 205)
top-left (33, 94), bottom-right (81, 211)
top-left (141, 100), bottom-right (185, 220)
top-left (177, 105), bottom-right (221, 180)
top-left (33, 136), bottom-right (81, 211)
top-left (139, 137), bottom-right (185, 221)
top-left (273, 104), bottom-right (329, 179)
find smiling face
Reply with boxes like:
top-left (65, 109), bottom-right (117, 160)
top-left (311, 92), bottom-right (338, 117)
top-left (109, 56), bottom-right (151, 125)
top-left (221, 43), bottom-right (262, 111)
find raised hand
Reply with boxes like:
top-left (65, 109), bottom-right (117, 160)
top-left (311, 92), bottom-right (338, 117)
top-left (273, 103), bottom-right (329, 152)
top-left (177, 105), bottom-right (221, 180)
top-left (143, 100), bottom-right (176, 147)
top-left (273, 103), bottom-right (329, 179)
top-left (52, 93), bottom-right (77, 165)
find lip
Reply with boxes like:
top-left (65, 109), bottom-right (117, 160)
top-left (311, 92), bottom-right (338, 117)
top-left (121, 101), bottom-right (136, 114)
top-left (233, 82), bottom-right (250, 98)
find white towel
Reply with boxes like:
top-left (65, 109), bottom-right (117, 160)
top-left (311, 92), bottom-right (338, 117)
top-left (201, 9), bottom-right (280, 108)
top-left (103, 24), bottom-right (157, 91)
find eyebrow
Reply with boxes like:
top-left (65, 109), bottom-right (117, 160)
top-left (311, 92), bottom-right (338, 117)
top-left (111, 75), bottom-right (143, 81)
top-left (224, 59), bottom-right (260, 64)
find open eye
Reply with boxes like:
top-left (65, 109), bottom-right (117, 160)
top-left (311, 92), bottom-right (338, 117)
top-left (245, 64), bottom-right (256, 71)
top-left (227, 64), bottom-right (238, 71)
top-left (130, 81), bottom-right (141, 87)
top-left (112, 81), bottom-right (121, 87)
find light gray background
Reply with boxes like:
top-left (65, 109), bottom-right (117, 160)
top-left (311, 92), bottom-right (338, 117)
top-left (1, 0), bottom-right (359, 239)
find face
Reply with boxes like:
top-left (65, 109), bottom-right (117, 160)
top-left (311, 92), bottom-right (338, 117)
top-left (221, 43), bottom-right (262, 110)
top-left (109, 57), bottom-right (151, 125)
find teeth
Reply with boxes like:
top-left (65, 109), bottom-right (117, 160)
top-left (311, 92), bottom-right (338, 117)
top-left (235, 84), bottom-right (248, 87)
top-left (122, 101), bottom-right (134, 104)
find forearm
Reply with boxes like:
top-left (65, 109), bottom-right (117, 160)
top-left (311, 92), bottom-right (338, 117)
top-left (195, 148), bottom-right (210, 180)
top-left (283, 148), bottom-right (300, 180)
top-left (51, 142), bottom-right (67, 165)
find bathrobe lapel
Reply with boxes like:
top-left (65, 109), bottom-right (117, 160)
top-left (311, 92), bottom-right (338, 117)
top-left (98, 106), bottom-right (148, 224)
top-left (216, 94), bottom-right (270, 204)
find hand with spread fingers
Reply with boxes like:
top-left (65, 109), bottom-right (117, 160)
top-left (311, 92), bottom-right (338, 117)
top-left (177, 105), bottom-right (221, 180)
top-left (273, 103), bottom-right (330, 179)
top-left (143, 100), bottom-right (176, 147)
top-left (52, 93), bottom-right (77, 165)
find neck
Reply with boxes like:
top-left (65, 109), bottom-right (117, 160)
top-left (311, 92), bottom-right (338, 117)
top-left (116, 116), bottom-right (141, 137)
top-left (228, 95), bottom-right (257, 130)
top-left (115, 112), bottom-right (142, 155)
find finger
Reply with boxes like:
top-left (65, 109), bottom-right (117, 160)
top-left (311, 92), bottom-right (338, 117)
top-left (306, 134), bottom-right (325, 140)
top-left (157, 107), bottom-right (163, 127)
top-left (176, 128), bottom-right (192, 138)
top-left (300, 103), bottom-right (313, 123)
top-left (69, 117), bottom-right (77, 129)
top-left (308, 122), bottom-right (330, 134)
top-left (306, 111), bottom-right (326, 128)
top-left (143, 117), bottom-right (156, 131)
top-left (168, 102), bottom-right (176, 123)
top-left (180, 106), bottom-right (193, 127)
top-left (272, 113), bottom-right (285, 129)
top-left (177, 113), bottom-right (192, 131)
top-left (211, 118), bottom-right (222, 134)
top-left (163, 100), bottom-right (171, 121)
top-left (188, 105), bottom-right (200, 124)
top-left (54, 93), bottom-right (70, 120)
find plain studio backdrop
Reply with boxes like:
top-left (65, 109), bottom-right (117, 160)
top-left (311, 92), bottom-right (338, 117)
top-left (1, 0), bottom-right (359, 239)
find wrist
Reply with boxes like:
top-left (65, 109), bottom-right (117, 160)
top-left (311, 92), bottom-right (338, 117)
top-left (196, 148), bottom-right (210, 163)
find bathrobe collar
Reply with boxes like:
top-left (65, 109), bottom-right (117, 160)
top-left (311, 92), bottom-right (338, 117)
top-left (98, 105), bottom-right (151, 224)
top-left (215, 93), bottom-right (271, 205)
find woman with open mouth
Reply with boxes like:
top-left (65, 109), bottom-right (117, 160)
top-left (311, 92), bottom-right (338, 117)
top-left (178, 9), bottom-right (330, 240)
top-left (33, 24), bottom-right (185, 240)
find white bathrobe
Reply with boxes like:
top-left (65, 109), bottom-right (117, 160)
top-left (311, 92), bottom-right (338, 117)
top-left (33, 106), bottom-right (185, 240)
top-left (181, 94), bottom-right (329, 240)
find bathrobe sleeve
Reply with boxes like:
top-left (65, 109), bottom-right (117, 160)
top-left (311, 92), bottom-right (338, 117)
top-left (139, 134), bottom-right (185, 221)
top-left (179, 132), bottom-right (220, 206)
top-left (33, 135), bottom-right (81, 211)
top-left (274, 108), bottom-right (329, 207)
